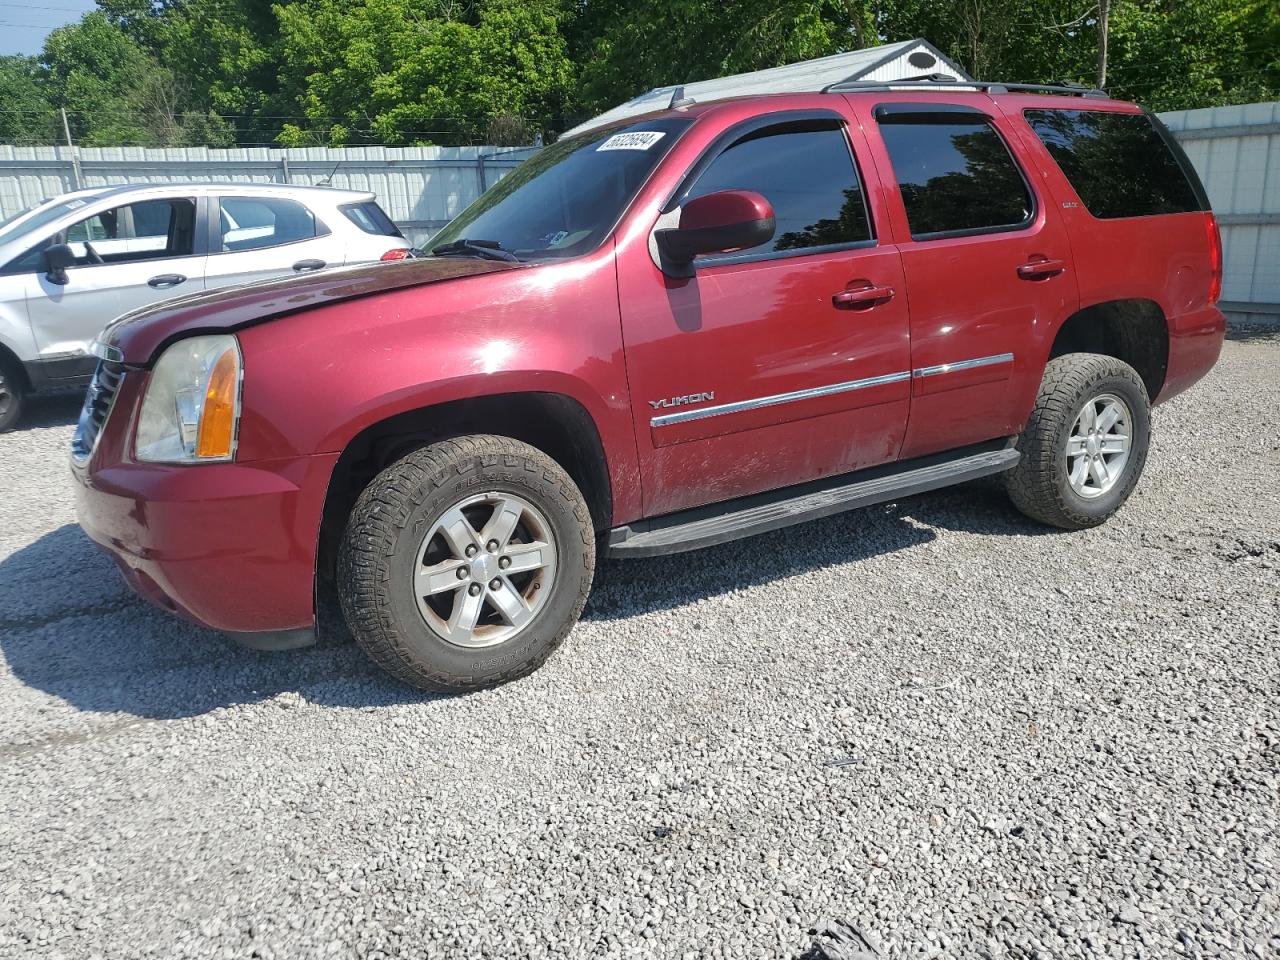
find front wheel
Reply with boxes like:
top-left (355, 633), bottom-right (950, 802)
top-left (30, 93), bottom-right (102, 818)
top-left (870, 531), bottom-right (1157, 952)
top-left (0, 357), bottom-right (25, 432)
top-left (1005, 353), bottom-right (1151, 530)
top-left (338, 435), bottom-right (595, 692)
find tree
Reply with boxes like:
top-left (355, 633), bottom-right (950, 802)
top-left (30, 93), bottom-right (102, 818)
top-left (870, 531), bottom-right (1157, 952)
top-left (40, 11), bottom-right (233, 146)
top-left (0, 56), bottom-right (58, 145)
top-left (275, 0), bottom-right (574, 145)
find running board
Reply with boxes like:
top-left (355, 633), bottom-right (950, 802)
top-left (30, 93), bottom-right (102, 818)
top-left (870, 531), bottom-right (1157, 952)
top-left (606, 441), bottom-right (1020, 558)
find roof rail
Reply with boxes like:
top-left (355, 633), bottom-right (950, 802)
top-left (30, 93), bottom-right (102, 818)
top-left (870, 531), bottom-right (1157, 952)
top-left (824, 77), bottom-right (1109, 99)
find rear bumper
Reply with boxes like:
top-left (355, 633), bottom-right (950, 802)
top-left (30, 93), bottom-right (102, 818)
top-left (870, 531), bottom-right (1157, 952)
top-left (1157, 304), bottom-right (1226, 404)
top-left (74, 451), bottom-right (339, 638)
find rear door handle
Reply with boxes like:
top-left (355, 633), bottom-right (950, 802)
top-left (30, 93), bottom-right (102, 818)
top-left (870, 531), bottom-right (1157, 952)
top-left (1017, 257), bottom-right (1066, 280)
top-left (293, 259), bottom-right (326, 273)
top-left (147, 274), bottom-right (186, 289)
top-left (833, 284), bottom-right (894, 310)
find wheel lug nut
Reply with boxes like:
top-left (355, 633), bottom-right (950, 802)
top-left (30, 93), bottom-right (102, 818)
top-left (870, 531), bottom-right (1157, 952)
top-left (498, 556), bottom-right (511, 569)
top-left (468, 583), bottom-right (482, 596)
top-left (456, 567), bottom-right (468, 580)
top-left (486, 539), bottom-right (499, 552)
top-left (489, 578), bottom-right (502, 591)
top-left (465, 544), bottom-right (478, 558)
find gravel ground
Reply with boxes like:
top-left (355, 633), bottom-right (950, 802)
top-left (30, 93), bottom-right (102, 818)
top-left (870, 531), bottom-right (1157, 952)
top-left (1, 334), bottom-right (1277, 960)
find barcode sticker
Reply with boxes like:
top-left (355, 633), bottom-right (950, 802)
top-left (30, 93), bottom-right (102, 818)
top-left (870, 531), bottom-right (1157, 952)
top-left (596, 131), bottom-right (666, 152)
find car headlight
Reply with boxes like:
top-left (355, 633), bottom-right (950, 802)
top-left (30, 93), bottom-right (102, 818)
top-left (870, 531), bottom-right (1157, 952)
top-left (135, 335), bottom-right (242, 463)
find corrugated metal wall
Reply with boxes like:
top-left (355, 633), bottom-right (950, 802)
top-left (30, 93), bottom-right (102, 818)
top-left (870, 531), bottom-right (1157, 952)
top-left (0, 144), bottom-right (532, 247)
top-left (0, 102), bottom-right (1276, 322)
top-left (1159, 102), bottom-right (1280, 323)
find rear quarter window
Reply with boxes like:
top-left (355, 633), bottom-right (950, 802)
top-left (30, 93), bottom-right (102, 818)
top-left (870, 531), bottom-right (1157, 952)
top-left (1024, 109), bottom-right (1202, 219)
top-left (341, 201), bottom-right (403, 237)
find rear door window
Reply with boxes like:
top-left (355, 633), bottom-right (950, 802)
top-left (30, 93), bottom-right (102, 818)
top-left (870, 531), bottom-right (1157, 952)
top-left (218, 197), bottom-right (327, 252)
top-left (876, 111), bottom-right (1033, 239)
top-left (1024, 109), bottom-right (1202, 218)
top-left (686, 119), bottom-right (873, 258)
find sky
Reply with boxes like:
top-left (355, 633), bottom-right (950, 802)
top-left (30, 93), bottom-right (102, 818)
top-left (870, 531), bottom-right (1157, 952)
top-left (0, 0), bottom-right (98, 57)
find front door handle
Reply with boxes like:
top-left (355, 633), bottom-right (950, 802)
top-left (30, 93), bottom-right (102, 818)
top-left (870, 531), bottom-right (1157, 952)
top-left (147, 274), bottom-right (186, 289)
top-left (293, 259), bottom-right (326, 273)
top-left (1017, 257), bottom-right (1066, 280)
top-left (833, 283), bottom-right (894, 310)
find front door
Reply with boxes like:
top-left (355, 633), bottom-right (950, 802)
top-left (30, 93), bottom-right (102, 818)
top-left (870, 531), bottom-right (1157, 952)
top-left (853, 97), bottom-right (1079, 459)
top-left (24, 196), bottom-right (203, 361)
top-left (618, 111), bottom-right (912, 518)
top-left (203, 194), bottom-right (349, 290)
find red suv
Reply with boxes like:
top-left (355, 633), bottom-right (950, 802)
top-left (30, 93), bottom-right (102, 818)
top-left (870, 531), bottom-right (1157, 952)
top-left (73, 81), bottom-right (1225, 691)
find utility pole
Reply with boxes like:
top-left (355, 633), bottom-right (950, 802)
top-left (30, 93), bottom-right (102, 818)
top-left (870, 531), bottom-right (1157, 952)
top-left (60, 108), bottom-right (83, 190)
top-left (1097, 0), bottom-right (1111, 89)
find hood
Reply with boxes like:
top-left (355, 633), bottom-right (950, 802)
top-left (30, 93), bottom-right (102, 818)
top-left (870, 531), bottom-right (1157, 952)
top-left (101, 257), bottom-right (524, 365)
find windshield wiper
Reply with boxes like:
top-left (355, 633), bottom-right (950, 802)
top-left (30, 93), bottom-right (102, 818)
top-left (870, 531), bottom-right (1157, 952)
top-left (430, 238), bottom-right (520, 262)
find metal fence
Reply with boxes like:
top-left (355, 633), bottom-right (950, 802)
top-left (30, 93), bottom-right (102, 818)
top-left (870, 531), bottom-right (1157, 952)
top-left (0, 144), bottom-right (533, 248)
top-left (1160, 101), bottom-right (1280, 324)
top-left (0, 102), bottom-right (1276, 322)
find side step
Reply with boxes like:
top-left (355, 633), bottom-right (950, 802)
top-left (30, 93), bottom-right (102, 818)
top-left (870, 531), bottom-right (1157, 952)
top-left (606, 441), bottom-right (1020, 558)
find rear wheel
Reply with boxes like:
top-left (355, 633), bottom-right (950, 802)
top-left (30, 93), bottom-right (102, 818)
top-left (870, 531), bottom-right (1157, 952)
top-left (1005, 353), bottom-right (1151, 530)
top-left (0, 356), bottom-right (25, 432)
top-left (338, 435), bottom-right (595, 691)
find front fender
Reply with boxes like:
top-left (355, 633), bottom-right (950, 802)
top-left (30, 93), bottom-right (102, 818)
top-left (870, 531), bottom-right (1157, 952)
top-left (233, 250), bottom-right (643, 524)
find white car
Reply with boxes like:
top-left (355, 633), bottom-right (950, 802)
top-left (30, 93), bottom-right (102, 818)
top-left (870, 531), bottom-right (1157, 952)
top-left (0, 182), bottom-right (411, 429)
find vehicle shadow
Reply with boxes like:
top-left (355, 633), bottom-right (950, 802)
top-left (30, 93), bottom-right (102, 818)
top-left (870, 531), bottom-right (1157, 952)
top-left (9, 391), bottom-right (82, 430)
top-left (2, 507), bottom-right (941, 722)
top-left (0, 524), bottom-right (428, 723)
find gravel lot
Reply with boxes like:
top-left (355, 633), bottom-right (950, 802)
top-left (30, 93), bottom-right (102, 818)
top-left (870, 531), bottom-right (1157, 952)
top-left (1, 333), bottom-right (1277, 960)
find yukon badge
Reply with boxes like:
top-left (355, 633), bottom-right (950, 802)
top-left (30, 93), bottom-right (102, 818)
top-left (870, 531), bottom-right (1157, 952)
top-left (649, 391), bottom-right (715, 410)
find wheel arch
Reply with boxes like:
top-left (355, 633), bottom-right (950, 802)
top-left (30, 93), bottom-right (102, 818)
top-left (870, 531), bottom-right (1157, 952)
top-left (1048, 298), bottom-right (1169, 401)
top-left (315, 390), bottom-right (613, 588)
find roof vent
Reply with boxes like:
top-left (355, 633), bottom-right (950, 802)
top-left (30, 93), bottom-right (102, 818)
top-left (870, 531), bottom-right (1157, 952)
top-left (907, 51), bottom-right (938, 69)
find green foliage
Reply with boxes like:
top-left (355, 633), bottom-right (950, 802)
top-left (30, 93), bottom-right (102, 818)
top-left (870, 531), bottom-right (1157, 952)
top-left (0, 0), bottom-right (1273, 147)
top-left (0, 56), bottom-right (58, 145)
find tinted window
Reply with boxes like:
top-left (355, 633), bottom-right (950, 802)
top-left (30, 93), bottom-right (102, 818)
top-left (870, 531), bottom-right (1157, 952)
top-left (219, 197), bottom-right (322, 252)
top-left (878, 116), bottom-right (1032, 238)
top-left (1025, 109), bottom-right (1201, 219)
top-left (341, 201), bottom-right (402, 237)
top-left (431, 117), bottom-right (690, 261)
top-left (687, 121), bottom-right (871, 256)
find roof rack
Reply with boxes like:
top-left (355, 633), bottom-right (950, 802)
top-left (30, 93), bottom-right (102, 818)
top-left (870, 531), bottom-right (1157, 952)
top-left (824, 77), bottom-right (1109, 99)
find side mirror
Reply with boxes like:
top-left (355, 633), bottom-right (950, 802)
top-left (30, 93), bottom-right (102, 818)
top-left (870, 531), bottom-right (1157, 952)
top-left (654, 189), bottom-right (775, 275)
top-left (44, 243), bottom-right (75, 286)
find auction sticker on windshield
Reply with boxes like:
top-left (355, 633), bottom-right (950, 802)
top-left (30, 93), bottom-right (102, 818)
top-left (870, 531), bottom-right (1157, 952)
top-left (597, 131), bottom-right (666, 151)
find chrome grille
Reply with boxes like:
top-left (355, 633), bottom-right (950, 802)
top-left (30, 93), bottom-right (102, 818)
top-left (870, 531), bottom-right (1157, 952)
top-left (71, 361), bottom-right (125, 461)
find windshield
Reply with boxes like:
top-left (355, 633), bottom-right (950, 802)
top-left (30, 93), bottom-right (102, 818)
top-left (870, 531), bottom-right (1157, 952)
top-left (431, 117), bottom-right (692, 261)
top-left (0, 195), bottom-right (101, 248)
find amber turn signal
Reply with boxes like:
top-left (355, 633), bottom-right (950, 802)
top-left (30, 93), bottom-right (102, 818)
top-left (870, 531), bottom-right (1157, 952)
top-left (195, 346), bottom-right (240, 459)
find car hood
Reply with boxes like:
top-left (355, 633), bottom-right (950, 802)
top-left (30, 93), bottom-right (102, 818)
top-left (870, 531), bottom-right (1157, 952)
top-left (101, 257), bottom-right (525, 365)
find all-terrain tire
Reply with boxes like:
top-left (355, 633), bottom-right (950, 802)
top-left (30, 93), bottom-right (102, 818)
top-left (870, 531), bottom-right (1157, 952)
top-left (337, 435), bottom-right (595, 692)
top-left (1005, 353), bottom-right (1151, 530)
top-left (0, 354), bottom-right (25, 433)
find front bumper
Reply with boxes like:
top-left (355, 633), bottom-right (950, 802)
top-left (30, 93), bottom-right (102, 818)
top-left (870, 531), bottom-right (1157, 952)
top-left (74, 440), bottom-right (339, 641)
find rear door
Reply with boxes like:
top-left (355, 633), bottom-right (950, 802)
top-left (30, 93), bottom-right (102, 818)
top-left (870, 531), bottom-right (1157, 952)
top-left (618, 108), bottom-right (913, 517)
top-left (851, 96), bottom-right (1078, 459)
top-left (23, 195), bottom-right (203, 361)
top-left (203, 195), bottom-right (347, 289)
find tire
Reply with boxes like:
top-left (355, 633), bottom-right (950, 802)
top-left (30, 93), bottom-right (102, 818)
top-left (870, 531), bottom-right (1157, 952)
top-left (0, 355), bottom-right (25, 433)
top-left (337, 435), bottom-right (595, 692)
top-left (1005, 353), bottom-right (1151, 530)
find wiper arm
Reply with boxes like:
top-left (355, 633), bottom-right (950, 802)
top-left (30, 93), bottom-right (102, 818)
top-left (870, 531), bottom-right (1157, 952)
top-left (430, 238), bottom-right (520, 262)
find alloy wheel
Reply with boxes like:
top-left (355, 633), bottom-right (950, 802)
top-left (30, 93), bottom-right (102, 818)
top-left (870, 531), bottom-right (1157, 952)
top-left (411, 492), bottom-right (558, 648)
top-left (1065, 392), bottom-right (1132, 499)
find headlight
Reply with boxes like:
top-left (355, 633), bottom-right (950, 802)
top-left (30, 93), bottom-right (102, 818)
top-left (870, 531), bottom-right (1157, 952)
top-left (135, 335), bottom-right (242, 463)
